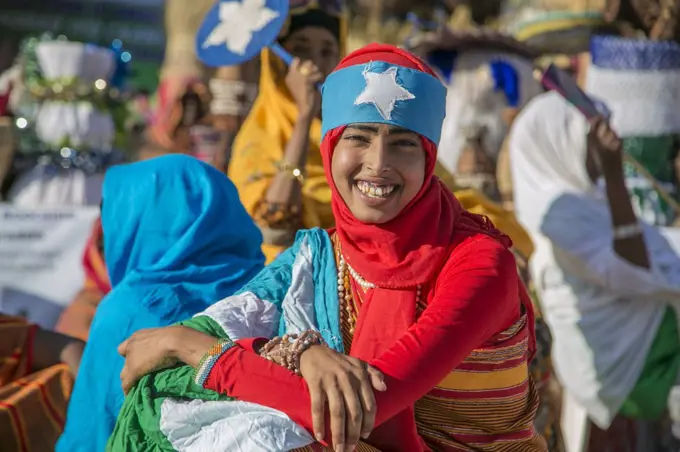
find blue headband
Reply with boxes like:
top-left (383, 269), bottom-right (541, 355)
top-left (321, 61), bottom-right (447, 145)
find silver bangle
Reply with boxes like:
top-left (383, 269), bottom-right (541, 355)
top-left (613, 222), bottom-right (643, 240)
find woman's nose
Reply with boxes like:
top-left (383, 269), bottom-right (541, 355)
top-left (365, 137), bottom-right (390, 173)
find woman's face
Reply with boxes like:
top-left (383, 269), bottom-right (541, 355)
top-left (331, 123), bottom-right (427, 224)
top-left (283, 26), bottom-right (340, 79)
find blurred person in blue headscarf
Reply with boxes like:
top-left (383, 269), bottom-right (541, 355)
top-left (56, 154), bottom-right (265, 452)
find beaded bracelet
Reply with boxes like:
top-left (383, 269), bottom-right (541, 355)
top-left (260, 330), bottom-right (325, 375)
top-left (291, 330), bottom-right (325, 374)
top-left (193, 338), bottom-right (236, 386)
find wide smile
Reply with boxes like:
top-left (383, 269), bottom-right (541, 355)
top-left (354, 180), bottom-right (400, 206)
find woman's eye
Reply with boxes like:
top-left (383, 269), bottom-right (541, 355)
top-left (344, 135), bottom-right (370, 143)
top-left (393, 139), bottom-right (418, 147)
top-left (322, 48), bottom-right (337, 58)
top-left (290, 46), bottom-right (312, 59)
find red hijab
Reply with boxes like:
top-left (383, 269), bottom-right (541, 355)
top-left (320, 44), bottom-right (513, 356)
top-left (321, 44), bottom-right (509, 288)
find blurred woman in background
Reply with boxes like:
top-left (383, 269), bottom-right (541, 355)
top-left (228, 0), bottom-right (345, 262)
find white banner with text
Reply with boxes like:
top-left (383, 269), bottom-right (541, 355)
top-left (0, 204), bottom-right (99, 328)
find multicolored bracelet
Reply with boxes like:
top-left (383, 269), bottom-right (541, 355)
top-left (193, 338), bottom-right (236, 386)
top-left (259, 330), bottom-right (326, 375)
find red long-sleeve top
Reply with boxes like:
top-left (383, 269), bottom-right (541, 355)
top-left (205, 235), bottom-right (519, 451)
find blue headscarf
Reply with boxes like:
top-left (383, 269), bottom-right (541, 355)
top-left (57, 155), bottom-right (264, 452)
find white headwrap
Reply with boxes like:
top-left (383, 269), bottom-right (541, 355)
top-left (510, 91), bottom-right (594, 232)
top-left (510, 91), bottom-right (680, 429)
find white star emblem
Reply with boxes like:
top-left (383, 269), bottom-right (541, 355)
top-left (202, 0), bottom-right (279, 55)
top-left (354, 67), bottom-right (416, 120)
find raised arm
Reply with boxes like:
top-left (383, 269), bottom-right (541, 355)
top-left (229, 60), bottom-right (322, 251)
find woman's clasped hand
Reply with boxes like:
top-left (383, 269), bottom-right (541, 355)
top-left (117, 326), bottom-right (215, 394)
top-left (298, 345), bottom-right (386, 450)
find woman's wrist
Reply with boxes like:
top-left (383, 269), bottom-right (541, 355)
top-left (260, 331), bottom-right (326, 374)
top-left (166, 326), bottom-right (216, 368)
top-left (296, 106), bottom-right (316, 125)
top-left (602, 160), bottom-right (625, 182)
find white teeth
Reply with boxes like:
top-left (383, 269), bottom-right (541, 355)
top-left (356, 181), bottom-right (396, 198)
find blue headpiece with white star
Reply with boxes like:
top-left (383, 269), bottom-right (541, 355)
top-left (196, 0), bottom-right (289, 67)
top-left (321, 61), bottom-right (447, 145)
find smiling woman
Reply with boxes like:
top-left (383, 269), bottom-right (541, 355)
top-left (110, 43), bottom-right (547, 452)
top-left (332, 124), bottom-right (426, 224)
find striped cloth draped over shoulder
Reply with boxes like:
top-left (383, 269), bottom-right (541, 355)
top-left (294, 310), bottom-right (543, 452)
top-left (413, 312), bottom-right (544, 451)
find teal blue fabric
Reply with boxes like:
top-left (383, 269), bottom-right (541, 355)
top-left (57, 155), bottom-right (265, 452)
top-left (236, 228), bottom-right (344, 352)
top-left (302, 228), bottom-right (343, 352)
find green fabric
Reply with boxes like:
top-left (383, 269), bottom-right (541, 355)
top-left (106, 316), bottom-right (233, 452)
top-left (622, 135), bottom-right (679, 226)
top-left (619, 308), bottom-right (680, 420)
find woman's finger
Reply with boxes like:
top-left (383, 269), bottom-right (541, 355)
top-left (117, 339), bottom-right (129, 356)
top-left (588, 115), bottom-right (604, 127)
top-left (120, 366), bottom-right (131, 395)
top-left (326, 382), bottom-right (347, 452)
top-left (339, 374), bottom-right (363, 451)
top-left (308, 72), bottom-right (324, 85)
top-left (298, 59), bottom-right (314, 76)
top-left (309, 379), bottom-right (327, 443)
top-left (358, 371), bottom-right (377, 439)
top-left (604, 127), bottom-right (618, 144)
top-left (300, 60), bottom-right (318, 73)
top-left (367, 366), bottom-right (386, 392)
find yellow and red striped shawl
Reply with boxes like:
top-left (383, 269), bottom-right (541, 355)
top-left (296, 306), bottom-right (546, 452)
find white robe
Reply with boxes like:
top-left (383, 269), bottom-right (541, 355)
top-left (509, 91), bottom-right (680, 429)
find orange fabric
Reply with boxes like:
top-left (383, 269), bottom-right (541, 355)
top-left (54, 289), bottom-right (102, 342)
top-left (335, 237), bottom-right (543, 451)
top-left (0, 365), bottom-right (73, 452)
top-left (82, 218), bottom-right (110, 295)
top-left (0, 316), bottom-right (35, 386)
top-left (0, 315), bottom-right (73, 452)
top-left (55, 219), bottom-right (109, 341)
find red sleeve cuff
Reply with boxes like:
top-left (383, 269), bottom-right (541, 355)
top-left (235, 337), bottom-right (268, 353)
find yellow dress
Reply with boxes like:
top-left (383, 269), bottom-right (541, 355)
top-left (228, 4), bottom-right (349, 263)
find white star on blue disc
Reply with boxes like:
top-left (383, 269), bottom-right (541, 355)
top-left (202, 0), bottom-right (279, 55)
top-left (354, 67), bottom-right (416, 120)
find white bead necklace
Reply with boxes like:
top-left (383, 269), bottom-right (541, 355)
top-left (338, 253), bottom-right (376, 290)
top-left (335, 247), bottom-right (423, 319)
